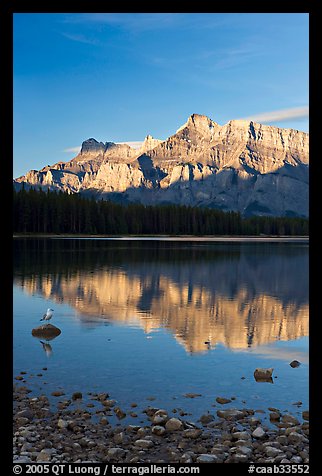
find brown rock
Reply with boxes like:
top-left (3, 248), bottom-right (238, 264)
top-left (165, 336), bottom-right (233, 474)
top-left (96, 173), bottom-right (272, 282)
top-left (114, 407), bottom-right (126, 420)
top-left (289, 360), bottom-right (301, 368)
top-left (216, 397), bottom-right (232, 404)
top-left (302, 410), bottom-right (309, 421)
top-left (51, 391), bottom-right (65, 397)
top-left (72, 392), bottom-right (83, 401)
top-left (165, 418), bottom-right (183, 431)
top-left (32, 324), bottom-right (61, 339)
top-left (183, 428), bottom-right (202, 439)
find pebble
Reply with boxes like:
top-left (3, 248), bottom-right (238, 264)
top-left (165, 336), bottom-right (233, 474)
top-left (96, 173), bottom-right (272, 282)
top-left (217, 409), bottom-right (244, 420)
top-left (114, 407), bottom-right (126, 420)
top-left (36, 449), bottom-right (52, 462)
top-left (302, 410), bottom-right (309, 421)
top-left (57, 419), bottom-right (68, 429)
top-left (13, 383), bottom-right (309, 464)
top-left (51, 391), bottom-right (65, 397)
top-left (232, 431), bottom-right (251, 440)
top-left (216, 397), bottom-right (232, 404)
top-left (252, 427), bottom-right (266, 439)
top-left (236, 446), bottom-right (253, 456)
top-left (151, 425), bottom-right (166, 436)
top-left (265, 446), bottom-right (284, 457)
top-left (196, 454), bottom-right (220, 463)
top-left (282, 414), bottom-right (300, 426)
top-left (72, 392), bottom-right (83, 401)
top-left (134, 439), bottom-right (154, 449)
top-left (107, 447), bottom-right (126, 458)
top-left (151, 409), bottom-right (168, 425)
top-left (199, 413), bottom-right (214, 425)
top-left (165, 418), bottom-right (183, 431)
top-left (183, 429), bottom-right (202, 439)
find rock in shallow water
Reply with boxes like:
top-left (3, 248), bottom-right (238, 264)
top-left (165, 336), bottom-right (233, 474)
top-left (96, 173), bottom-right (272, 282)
top-left (216, 397), bottom-right (232, 404)
top-left (217, 409), bottom-right (245, 420)
top-left (32, 324), bottom-right (61, 340)
top-left (254, 368), bottom-right (274, 382)
top-left (72, 392), bottom-right (83, 401)
top-left (289, 360), bottom-right (301, 368)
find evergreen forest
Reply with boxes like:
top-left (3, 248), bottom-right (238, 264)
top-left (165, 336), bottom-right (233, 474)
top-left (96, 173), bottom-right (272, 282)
top-left (13, 187), bottom-right (309, 236)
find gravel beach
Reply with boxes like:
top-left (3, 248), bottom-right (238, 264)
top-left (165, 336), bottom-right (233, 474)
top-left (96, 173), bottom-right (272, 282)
top-left (13, 383), bottom-right (309, 464)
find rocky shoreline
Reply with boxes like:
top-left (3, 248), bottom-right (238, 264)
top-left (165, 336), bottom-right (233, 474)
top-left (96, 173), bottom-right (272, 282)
top-left (13, 383), bottom-right (309, 464)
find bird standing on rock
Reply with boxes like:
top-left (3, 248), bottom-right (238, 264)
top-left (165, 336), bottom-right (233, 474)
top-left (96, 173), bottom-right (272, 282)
top-left (40, 308), bottom-right (54, 323)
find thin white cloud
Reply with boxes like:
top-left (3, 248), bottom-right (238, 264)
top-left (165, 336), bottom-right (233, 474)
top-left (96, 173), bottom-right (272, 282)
top-left (61, 32), bottom-right (99, 45)
top-left (234, 343), bottom-right (309, 364)
top-left (63, 146), bottom-right (81, 154)
top-left (61, 13), bottom-right (234, 35)
top-left (242, 106), bottom-right (309, 124)
top-left (62, 13), bottom-right (177, 33)
top-left (116, 141), bottom-right (143, 149)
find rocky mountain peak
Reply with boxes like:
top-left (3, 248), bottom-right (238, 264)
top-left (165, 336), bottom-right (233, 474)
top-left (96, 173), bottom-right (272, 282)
top-left (80, 138), bottom-right (107, 155)
top-left (188, 113), bottom-right (218, 128)
top-left (175, 113), bottom-right (219, 137)
top-left (140, 134), bottom-right (163, 153)
top-left (13, 113), bottom-right (309, 217)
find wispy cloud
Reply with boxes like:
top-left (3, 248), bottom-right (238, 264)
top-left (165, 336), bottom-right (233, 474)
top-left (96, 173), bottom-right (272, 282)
top-left (212, 44), bottom-right (262, 71)
top-left (241, 106), bottom-right (309, 124)
top-left (234, 343), bottom-right (308, 364)
top-left (62, 13), bottom-right (178, 33)
top-left (62, 13), bottom-right (234, 35)
top-left (61, 32), bottom-right (99, 45)
top-left (116, 141), bottom-right (143, 149)
top-left (63, 146), bottom-right (80, 154)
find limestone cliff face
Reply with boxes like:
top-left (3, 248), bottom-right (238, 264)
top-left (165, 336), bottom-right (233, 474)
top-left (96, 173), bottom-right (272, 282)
top-left (14, 114), bottom-right (309, 217)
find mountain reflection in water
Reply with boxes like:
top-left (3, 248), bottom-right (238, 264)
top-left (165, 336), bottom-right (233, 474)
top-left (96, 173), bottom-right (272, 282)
top-left (13, 239), bottom-right (309, 354)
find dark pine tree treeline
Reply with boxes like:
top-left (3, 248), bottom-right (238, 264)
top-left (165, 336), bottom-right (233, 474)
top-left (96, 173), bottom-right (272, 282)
top-left (13, 187), bottom-right (309, 236)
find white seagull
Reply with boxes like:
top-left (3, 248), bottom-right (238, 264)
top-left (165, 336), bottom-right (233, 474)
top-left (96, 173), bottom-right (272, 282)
top-left (40, 308), bottom-right (54, 323)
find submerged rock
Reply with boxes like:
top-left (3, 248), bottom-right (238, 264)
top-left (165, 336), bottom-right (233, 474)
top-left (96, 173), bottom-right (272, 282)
top-left (72, 392), bottom-right (83, 401)
top-left (216, 397), bottom-right (232, 404)
top-left (114, 407), bottom-right (126, 420)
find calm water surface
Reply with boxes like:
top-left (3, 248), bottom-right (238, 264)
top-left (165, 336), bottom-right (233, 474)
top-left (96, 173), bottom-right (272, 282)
top-left (13, 238), bottom-right (309, 425)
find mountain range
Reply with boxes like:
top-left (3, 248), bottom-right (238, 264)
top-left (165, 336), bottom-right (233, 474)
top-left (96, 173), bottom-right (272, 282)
top-left (14, 113), bottom-right (309, 217)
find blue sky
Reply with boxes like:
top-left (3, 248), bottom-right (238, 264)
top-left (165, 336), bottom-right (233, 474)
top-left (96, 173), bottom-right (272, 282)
top-left (13, 13), bottom-right (309, 178)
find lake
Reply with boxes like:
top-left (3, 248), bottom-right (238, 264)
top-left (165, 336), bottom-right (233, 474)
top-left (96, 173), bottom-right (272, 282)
top-left (13, 237), bottom-right (309, 426)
